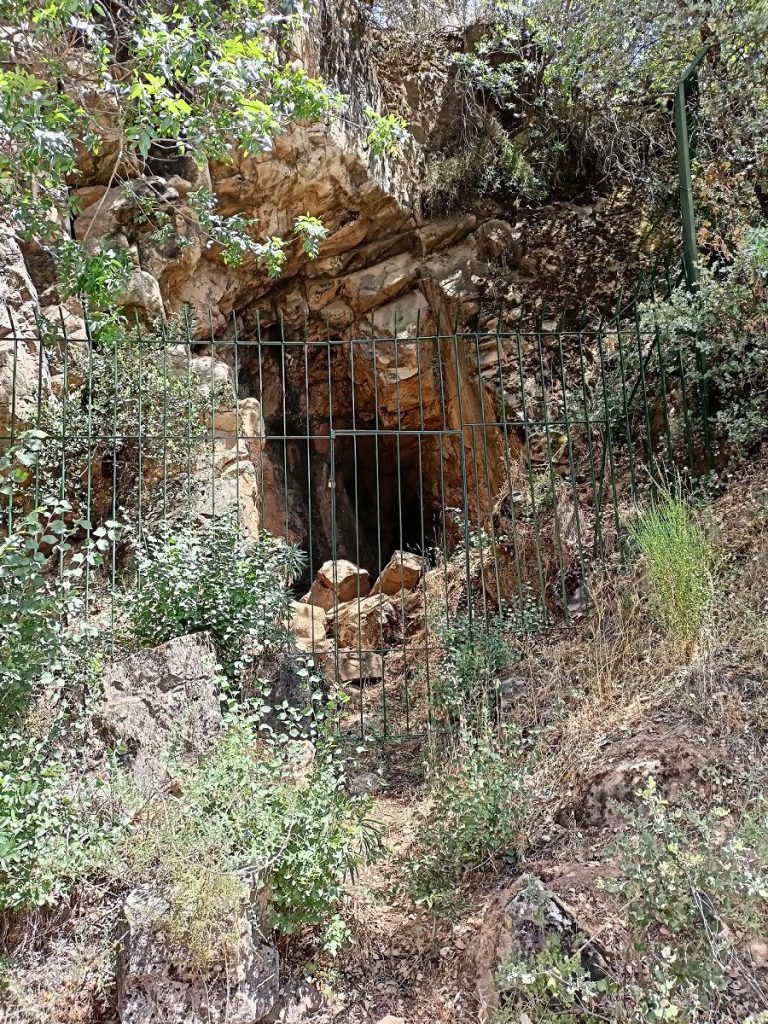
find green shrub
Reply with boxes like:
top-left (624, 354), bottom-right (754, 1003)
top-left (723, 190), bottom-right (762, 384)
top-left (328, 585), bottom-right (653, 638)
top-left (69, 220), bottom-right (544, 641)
top-left (129, 524), bottom-right (304, 677)
top-left (1, 431), bottom-right (117, 722)
top-left (110, 717), bottom-right (382, 964)
top-left (407, 727), bottom-right (532, 910)
top-left (492, 787), bottom-right (768, 1023)
top-left (608, 778), bottom-right (768, 1019)
top-left (423, 123), bottom-right (542, 216)
top-left (0, 733), bottom-right (111, 910)
top-left (630, 495), bottom-right (713, 649)
top-left (495, 927), bottom-right (612, 1024)
top-left (639, 235), bottom-right (768, 454)
top-left (431, 613), bottom-right (513, 714)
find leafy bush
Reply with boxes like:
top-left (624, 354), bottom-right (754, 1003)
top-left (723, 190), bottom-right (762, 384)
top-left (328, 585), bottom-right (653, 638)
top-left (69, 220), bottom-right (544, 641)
top-left (492, 784), bottom-right (768, 1023)
top-left (129, 524), bottom-right (304, 677)
top-left (608, 778), bottom-right (768, 1020)
top-left (423, 124), bottom-right (542, 216)
top-left (37, 325), bottom-right (222, 512)
top-left (630, 494), bottom-right (713, 649)
top-left (0, 733), bottom-right (110, 910)
top-left (495, 928), bottom-right (612, 1024)
top-left (407, 727), bottom-right (532, 909)
top-left (431, 612), bottom-right (513, 714)
top-left (0, 432), bottom-right (118, 909)
top-left (1, 432), bottom-right (115, 722)
top-left (640, 236), bottom-right (768, 454)
top-left (110, 717), bottom-right (382, 965)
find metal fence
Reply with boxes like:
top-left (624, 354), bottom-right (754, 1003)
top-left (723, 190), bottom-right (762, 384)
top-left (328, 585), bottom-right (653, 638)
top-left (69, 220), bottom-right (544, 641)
top-left (1, 304), bottom-right (710, 739)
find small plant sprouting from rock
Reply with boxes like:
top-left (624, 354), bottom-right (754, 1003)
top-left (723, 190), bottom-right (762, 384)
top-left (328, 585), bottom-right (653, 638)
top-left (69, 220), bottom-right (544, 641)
top-left (364, 106), bottom-right (410, 157)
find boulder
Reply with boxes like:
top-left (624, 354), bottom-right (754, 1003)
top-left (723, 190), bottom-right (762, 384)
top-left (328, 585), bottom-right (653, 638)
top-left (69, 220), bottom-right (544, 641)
top-left (0, 229), bottom-right (52, 439)
top-left (420, 243), bottom-right (489, 324)
top-left (93, 633), bottom-right (222, 795)
top-left (372, 550), bottom-right (423, 596)
top-left (471, 219), bottom-right (521, 262)
top-left (327, 593), bottom-right (396, 650)
top-left (289, 600), bottom-right (328, 653)
top-left (0, 333), bottom-right (50, 440)
top-left (304, 559), bottom-right (370, 611)
top-left (115, 269), bottom-right (165, 323)
top-left (117, 885), bottom-right (278, 1024)
top-left (335, 649), bottom-right (384, 684)
top-left (368, 290), bottom-right (432, 339)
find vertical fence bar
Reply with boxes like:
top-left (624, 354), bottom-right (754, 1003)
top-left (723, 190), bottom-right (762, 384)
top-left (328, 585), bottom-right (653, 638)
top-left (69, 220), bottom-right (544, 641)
top-left (5, 306), bottom-right (20, 535)
top-left (556, 330), bottom-right (587, 602)
top-left (514, 315), bottom-right (547, 620)
top-left (535, 320), bottom-right (569, 616)
top-left (595, 321), bottom-right (621, 547)
top-left (492, 305), bottom-right (527, 617)
top-left (473, 323), bottom-right (504, 617)
top-left (576, 325), bottom-right (604, 560)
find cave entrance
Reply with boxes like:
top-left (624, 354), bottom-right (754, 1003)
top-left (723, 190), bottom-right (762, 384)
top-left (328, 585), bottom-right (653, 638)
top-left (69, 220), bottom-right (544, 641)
top-left (329, 428), bottom-right (466, 584)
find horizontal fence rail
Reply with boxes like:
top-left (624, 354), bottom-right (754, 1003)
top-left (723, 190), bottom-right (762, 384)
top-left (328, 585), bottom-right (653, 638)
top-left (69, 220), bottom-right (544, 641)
top-left (1, 304), bottom-right (711, 739)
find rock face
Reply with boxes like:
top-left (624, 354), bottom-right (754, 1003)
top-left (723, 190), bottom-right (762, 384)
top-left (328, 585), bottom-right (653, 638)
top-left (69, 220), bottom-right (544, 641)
top-left (0, 229), bottom-right (52, 439)
top-left (94, 633), bottom-right (221, 795)
top-left (117, 885), bottom-right (279, 1024)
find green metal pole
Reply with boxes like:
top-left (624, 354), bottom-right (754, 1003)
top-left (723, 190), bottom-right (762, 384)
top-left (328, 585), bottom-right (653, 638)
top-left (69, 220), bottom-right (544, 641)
top-left (675, 80), bottom-right (700, 291)
top-left (674, 42), bottom-right (710, 291)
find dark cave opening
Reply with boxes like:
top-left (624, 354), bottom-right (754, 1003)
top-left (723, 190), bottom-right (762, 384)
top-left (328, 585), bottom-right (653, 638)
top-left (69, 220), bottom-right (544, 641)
top-left (331, 432), bottom-right (441, 580)
top-left (264, 429), bottom-right (445, 590)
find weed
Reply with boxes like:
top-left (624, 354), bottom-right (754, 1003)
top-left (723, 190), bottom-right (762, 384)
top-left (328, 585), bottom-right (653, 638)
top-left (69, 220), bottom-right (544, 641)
top-left (430, 612), bottom-right (513, 716)
top-left (606, 778), bottom-right (768, 1018)
top-left (407, 725), bottom-right (532, 910)
top-left (630, 494), bottom-right (713, 650)
top-left (495, 931), bottom-right (612, 1024)
top-left (108, 716), bottom-right (383, 968)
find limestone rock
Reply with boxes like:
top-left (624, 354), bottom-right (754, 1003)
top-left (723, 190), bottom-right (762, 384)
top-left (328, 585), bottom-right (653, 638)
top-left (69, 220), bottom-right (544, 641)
top-left (335, 649), bottom-right (384, 683)
top-left (472, 219), bottom-right (521, 262)
top-left (117, 885), bottom-right (278, 1024)
top-left (115, 269), bottom-right (165, 323)
top-left (372, 550), bottom-right (423, 596)
top-left (94, 633), bottom-right (221, 795)
top-left (0, 230), bottom-right (52, 437)
top-left (188, 438), bottom-right (262, 538)
top-left (421, 243), bottom-right (489, 324)
top-left (417, 214), bottom-right (477, 255)
top-left (368, 290), bottom-right (432, 339)
top-left (327, 593), bottom-right (396, 650)
top-left (304, 559), bottom-right (371, 611)
top-left (0, 334), bottom-right (50, 440)
top-left (341, 252), bottom-right (420, 314)
top-left (289, 600), bottom-right (328, 653)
